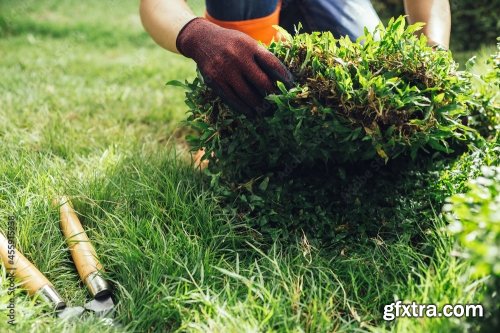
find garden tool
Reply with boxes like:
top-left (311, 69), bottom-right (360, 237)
top-left (0, 197), bottom-right (115, 321)
top-left (56, 196), bottom-right (115, 318)
top-left (0, 232), bottom-right (85, 319)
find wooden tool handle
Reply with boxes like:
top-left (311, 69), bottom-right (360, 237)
top-left (0, 232), bottom-right (52, 295)
top-left (57, 197), bottom-right (103, 282)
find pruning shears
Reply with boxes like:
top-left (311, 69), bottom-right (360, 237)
top-left (0, 197), bottom-right (116, 322)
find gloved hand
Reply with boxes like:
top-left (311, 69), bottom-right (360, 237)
top-left (176, 18), bottom-right (294, 117)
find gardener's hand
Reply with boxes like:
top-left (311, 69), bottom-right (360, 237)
top-left (404, 0), bottom-right (450, 50)
top-left (176, 18), bottom-right (294, 117)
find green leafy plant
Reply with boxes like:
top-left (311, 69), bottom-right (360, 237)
top-left (445, 165), bottom-right (500, 277)
top-left (444, 165), bottom-right (500, 330)
top-left (467, 41), bottom-right (500, 139)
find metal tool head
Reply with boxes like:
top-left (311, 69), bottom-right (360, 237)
top-left (57, 306), bottom-right (86, 320)
top-left (38, 285), bottom-right (84, 321)
top-left (84, 295), bottom-right (115, 317)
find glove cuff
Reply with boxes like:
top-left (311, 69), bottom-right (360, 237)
top-left (176, 17), bottom-right (213, 57)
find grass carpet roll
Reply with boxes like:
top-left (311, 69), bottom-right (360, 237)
top-left (177, 17), bottom-right (498, 240)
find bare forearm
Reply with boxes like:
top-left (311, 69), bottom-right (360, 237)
top-left (139, 0), bottom-right (196, 53)
top-left (404, 0), bottom-right (451, 48)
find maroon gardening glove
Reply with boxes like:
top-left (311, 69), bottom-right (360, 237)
top-left (176, 18), bottom-right (294, 117)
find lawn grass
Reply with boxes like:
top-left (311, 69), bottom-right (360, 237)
top-left (0, 1), bottom-right (497, 332)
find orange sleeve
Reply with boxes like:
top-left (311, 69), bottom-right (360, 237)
top-left (205, 1), bottom-right (282, 45)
